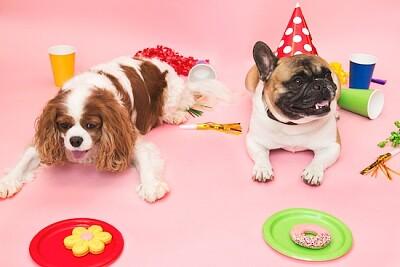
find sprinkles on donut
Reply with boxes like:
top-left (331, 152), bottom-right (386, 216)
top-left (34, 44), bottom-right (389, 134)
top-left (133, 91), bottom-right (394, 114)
top-left (290, 224), bottom-right (331, 249)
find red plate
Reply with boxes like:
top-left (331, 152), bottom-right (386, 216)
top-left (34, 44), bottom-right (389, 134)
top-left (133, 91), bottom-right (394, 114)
top-left (29, 218), bottom-right (124, 267)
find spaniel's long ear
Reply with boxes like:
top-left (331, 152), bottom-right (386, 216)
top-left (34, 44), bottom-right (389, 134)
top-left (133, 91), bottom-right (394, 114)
top-left (94, 90), bottom-right (136, 172)
top-left (34, 91), bottom-right (68, 165)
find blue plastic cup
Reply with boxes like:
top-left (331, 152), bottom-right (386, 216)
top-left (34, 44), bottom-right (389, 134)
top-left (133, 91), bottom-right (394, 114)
top-left (349, 53), bottom-right (377, 89)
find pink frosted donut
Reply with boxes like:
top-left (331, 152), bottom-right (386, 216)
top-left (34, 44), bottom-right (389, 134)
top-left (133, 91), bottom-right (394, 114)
top-left (290, 224), bottom-right (331, 249)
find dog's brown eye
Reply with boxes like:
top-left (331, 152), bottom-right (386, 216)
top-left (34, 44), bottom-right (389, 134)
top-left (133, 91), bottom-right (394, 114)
top-left (86, 123), bottom-right (96, 129)
top-left (294, 77), bottom-right (303, 86)
top-left (325, 72), bottom-right (332, 79)
top-left (59, 123), bottom-right (72, 130)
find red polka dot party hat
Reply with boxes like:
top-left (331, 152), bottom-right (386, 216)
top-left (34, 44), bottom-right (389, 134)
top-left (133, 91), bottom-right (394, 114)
top-left (276, 2), bottom-right (318, 58)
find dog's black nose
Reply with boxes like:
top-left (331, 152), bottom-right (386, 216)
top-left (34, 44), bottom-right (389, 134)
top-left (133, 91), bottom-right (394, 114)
top-left (70, 136), bottom-right (83, 147)
top-left (312, 80), bottom-right (326, 91)
top-left (313, 84), bottom-right (321, 90)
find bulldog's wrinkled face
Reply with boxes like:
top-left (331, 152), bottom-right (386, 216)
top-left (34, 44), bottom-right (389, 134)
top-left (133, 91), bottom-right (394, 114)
top-left (271, 56), bottom-right (337, 120)
top-left (252, 41), bottom-right (338, 123)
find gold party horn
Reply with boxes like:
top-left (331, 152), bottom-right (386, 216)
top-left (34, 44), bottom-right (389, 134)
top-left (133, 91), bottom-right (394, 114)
top-left (179, 122), bottom-right (242, 135)
top-left (361, 148), bottom-right (400, 180)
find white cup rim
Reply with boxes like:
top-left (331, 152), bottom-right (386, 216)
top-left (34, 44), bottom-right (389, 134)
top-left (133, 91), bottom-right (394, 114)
top-left (367, 89), bottom-right (384, 119)
top-left (48, 45), bottom-right (76, 55)
top-left (188, 63), bottom-right (217, 82)
top-left (350, 53), bottom-right (377, 65)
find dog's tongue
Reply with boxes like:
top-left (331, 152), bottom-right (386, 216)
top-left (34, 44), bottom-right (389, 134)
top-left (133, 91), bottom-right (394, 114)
top-left (72, 151), bottom-right (87, 159)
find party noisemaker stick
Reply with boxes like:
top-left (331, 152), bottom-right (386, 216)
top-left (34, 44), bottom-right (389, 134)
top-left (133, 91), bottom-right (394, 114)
top-left (179, 122), bottom-right (242, 135)
top-left (360, 148), bottom-right (400, 180)
top-left (371, 78), bottom-right (387, 85)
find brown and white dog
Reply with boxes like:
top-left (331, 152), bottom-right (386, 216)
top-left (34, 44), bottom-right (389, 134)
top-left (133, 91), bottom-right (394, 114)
top-left (0, 56), bottom-right (228, 202)
top-left (245, 41), bottom-right (341, 185)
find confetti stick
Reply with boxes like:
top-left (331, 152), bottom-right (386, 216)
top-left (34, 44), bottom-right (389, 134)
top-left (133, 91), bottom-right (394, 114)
top-left (371, 78), bottom-right (387, 85)
top-left (179, 122), bottom-right (242, 135)
top-left (360, 148), bottom-right (400, 180)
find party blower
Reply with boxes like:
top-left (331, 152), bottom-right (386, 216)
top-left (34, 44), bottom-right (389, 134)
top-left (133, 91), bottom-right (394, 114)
top-left (180, 61), bottom-right (242, 135)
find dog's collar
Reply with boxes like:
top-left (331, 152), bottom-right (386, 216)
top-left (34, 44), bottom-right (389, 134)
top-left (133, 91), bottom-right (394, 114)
top-left (266, 109), bottom-right (298, 125)
top-left (262, 92), bottom-right (297, 126)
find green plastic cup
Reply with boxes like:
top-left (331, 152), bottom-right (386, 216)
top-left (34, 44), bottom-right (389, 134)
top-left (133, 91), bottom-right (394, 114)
top-left (338, 88), bottom-right (384, 119)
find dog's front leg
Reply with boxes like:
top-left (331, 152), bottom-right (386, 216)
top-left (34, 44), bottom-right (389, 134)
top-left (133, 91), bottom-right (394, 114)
top-left (302, 143), bottom-right (340, 186)
top-left (134, 138), bottom-right (169, 202)
top-left (0, 146), bottom-right (41, 198)
top-left (246, 136), bottom-right (274, 182)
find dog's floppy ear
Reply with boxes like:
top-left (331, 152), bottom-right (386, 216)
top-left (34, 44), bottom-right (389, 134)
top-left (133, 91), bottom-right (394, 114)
top-left (253, 41), bottom-right (278, 82)
top-left (34, 91), bottom-right (69, 165)
top-left (92, 89), bottom-right (136, 172)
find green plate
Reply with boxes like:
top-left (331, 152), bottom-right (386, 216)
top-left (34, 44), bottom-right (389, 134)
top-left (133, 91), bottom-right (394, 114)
top-left (262, 208), bottom-right (353, 261)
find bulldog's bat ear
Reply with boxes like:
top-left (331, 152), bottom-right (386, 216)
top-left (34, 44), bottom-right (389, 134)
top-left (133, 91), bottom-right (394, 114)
top-left (253, 41), bottom-right (278, 82)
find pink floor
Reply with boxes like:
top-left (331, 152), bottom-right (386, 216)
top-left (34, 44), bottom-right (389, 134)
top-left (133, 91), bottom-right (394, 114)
top-left (1, 1), bottom-right (400, 266)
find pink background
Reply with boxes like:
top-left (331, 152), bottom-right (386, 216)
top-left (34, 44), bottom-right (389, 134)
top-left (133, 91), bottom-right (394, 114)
top-left (1, 0), bottom-right (400, 266)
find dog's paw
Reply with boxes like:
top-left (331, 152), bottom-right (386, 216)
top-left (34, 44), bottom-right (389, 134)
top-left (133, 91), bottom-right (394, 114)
top-left (0, 176), bottom-right (23, 198)
top-left (136, 180), bottom-right (170, 203)
top-left (252, 164), bottom-right (274, 182)
top-left (173, 111), bottom-right (190, 124)
top-left (302, 164), bottom-right (324, 186)
top-left (163, 110), bottom-right (189, 125)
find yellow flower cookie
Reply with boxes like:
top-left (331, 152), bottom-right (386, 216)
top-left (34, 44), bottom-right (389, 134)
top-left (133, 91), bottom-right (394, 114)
top-left (64, 225), bottom-right (112, 257)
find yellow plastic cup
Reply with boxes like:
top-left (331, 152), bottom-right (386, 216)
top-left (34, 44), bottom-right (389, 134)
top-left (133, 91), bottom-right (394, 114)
top-left (48, 45), bottom-right (76, 87)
